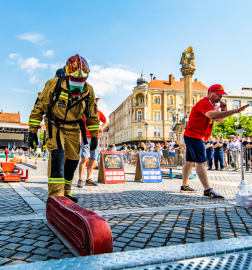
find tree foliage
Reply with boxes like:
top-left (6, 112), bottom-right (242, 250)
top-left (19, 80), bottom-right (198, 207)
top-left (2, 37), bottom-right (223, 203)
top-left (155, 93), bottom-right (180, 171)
top-left (212, 113), bottom-right (252, 138)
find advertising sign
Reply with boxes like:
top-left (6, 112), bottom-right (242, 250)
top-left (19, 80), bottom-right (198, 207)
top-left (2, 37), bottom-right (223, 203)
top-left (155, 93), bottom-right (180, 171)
top-left (135, 152), bottom-right (162, 182)
top-left (98, 152), bottom-right (126, 184)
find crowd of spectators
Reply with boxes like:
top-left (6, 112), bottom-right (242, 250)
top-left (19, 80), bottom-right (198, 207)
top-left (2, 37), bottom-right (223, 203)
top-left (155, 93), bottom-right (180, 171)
top-left (205, 135), bottom-right (252, 171)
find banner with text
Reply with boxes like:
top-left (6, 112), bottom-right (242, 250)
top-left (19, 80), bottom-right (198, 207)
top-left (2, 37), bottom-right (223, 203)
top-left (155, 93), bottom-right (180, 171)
top-left (98, 152), bottom-right (126, 184)
top-left (135, 152), bottom-right (162, 182)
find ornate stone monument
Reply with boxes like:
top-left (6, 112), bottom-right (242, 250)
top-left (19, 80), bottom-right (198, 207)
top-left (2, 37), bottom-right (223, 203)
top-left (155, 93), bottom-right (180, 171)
top-left (180, 46), bottom-right (196, 117)
top-left (172, 47), bottom-right (196, 144)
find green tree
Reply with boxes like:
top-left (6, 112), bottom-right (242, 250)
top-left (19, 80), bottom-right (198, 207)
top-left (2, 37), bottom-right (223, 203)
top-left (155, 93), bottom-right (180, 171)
top-left (212, 114), bottom-right (252, 138)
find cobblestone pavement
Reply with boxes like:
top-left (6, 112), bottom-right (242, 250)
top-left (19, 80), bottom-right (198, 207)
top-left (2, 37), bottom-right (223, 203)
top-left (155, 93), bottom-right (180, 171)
top-left (0, 183), bottom-right (34, 217)
top-left (1, 157), bottom-right (252, 266)
top-left (0, 220), bottom-right (73, 265)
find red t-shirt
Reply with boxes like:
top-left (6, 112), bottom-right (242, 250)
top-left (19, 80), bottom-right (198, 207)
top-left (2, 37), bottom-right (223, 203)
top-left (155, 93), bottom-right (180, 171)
top-left (4, 149), bottom-right (8, 155)
top-left (82, 110), bottom-right (107, 139)
top-left (184, 97), bottom-right (214, 142)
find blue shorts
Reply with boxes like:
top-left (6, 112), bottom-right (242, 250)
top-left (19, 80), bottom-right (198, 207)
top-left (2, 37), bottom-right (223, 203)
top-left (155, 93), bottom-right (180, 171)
top-left (169, 152), bottom-right (175, 157)
top-left (184, 135), bottom-right (206, 163)
top-left (80, 138), bottom-right (99, 161)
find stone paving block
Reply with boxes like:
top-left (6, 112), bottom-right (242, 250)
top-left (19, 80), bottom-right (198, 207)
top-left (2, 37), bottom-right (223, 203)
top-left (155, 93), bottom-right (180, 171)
top-left (0, 257), bottom-right (11, 265)
top-left (47, 244), bottom-right (65, 251)
top-left (19, 239), bottom-right (37, 245)
top-left (10, 252), bottom-right (31, 260)
top-left (60, 253), bottom-right (74, 259)
top-left (46, 251), bottom-right (64, 259)
top-left (115, 237), bottom-right (131, 243)
top-left (33, 241), bottom-right (49, 248)
top-left (2, 243), bottom-right (21, 250)
top-left (0, 249), bottom-right (16, 258)
top-left (6, 237), bottom-right (23, 243)
top-left (25, 233), bottom-right (39, 239)
top-left (0, 241), bottom-right (8, 247)
top-left (17, 245), bottom-right (36, 253)
top-left (25, 255), bottom-right (48, 262)
top-left (31, 247), bottom-right (51, 256)
top-left (127, 241), bottom-right (145, 248)
top-left (11, 233), bottom-right (27, 238)
top-left (113, 242), bottom-right (126, 248)
top-left (0, 230), bottom-right (13, 236)
top-left (50, 238), bottom-right (61, 244)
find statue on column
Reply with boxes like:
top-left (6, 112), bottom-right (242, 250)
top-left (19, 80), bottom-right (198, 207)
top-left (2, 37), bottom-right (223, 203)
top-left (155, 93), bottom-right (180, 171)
top-left (180, 46), bottom-right (196, 70)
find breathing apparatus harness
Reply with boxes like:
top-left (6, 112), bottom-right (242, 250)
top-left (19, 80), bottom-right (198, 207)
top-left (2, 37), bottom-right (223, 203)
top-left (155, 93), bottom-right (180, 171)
top-left (46, 68), bottom-right (90, 149)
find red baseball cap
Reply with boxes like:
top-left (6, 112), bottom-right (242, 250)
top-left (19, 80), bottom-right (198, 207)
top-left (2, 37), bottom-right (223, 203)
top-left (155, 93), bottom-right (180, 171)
top-left (208, 84), bottom-right (227, 95)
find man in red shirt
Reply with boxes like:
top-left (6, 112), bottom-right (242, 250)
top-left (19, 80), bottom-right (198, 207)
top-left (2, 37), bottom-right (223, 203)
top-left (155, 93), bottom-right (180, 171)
top-left (78, 97), bottom-right (108, 187)
top-left (182, 84), bottom-right (249, 199)
top-left (4, 148), bottom-right (8, 162)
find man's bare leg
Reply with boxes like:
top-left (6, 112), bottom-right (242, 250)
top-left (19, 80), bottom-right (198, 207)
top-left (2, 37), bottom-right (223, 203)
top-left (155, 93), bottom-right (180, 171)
top-left (195, 162), bottom-right (211, 190)
top-left (85, 159), bottom-right (98, 186)
top-left (79, 157), bottom-right (88, 180)
top-left (182, 161), bottom-right (194, 186)
top-left (87, 159), bottom-right (95, 180)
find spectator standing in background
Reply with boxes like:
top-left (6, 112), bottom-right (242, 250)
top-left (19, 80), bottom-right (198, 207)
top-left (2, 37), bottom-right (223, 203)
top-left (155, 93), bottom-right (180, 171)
top-left (140, 142), bottom-right (146, 151)
top-left (168, 138), bottom-right (176, 165)
top-left (78, 97), bottom-right (108, 187)
top-left (243, 135), bottom-right (252, 171)
top-left (213, 136), bottom-right (224, 171)
top-left (223, 139), bottom-right (229, 168)
top-left (205, 136), bottom-right (214, 170)
top-left (111, 144), bottom-right (117, 151)
top-left (227, 135), bottom-right (240, 171)
top-left (148, 141), bottom-right (155, 152)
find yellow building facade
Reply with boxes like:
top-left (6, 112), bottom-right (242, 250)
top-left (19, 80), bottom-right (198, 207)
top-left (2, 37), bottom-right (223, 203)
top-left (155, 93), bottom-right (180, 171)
top-left (109, 73), bottom-right (208, 147)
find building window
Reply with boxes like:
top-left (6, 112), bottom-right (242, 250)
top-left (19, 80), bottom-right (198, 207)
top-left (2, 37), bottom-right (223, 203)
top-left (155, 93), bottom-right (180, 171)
top-left (154, 128), bottom-right (161, 137)
top-left (105, 136), bottom-right (107, 140)
top-left (105, 144), bottom-right (107, 148)
top-left (179, 96), bottom-right (184, 105)
top-left (169, 129), bottom-right (173, 137)
top-left (137, 127), bottom-right (142, 137)
top-left (153, 110), bottom-right (161, 120)
top-left (192, 96), bottom-right (195, 105)
top-left (233, 100), bottom-right (241, 108)
top-left (169, 95), bottom-right (174, 105)
top-left (154, 95), bottom-right (161, 104)
top-left (137, 110), bottom-right (142, 120)
top-left (140, 97), bottom-right (144, 104)
top-left (222, 99), bottom-right (227, 103)
top-left (248, 101), bottom-right (252, 106)
top-left (179, 112), bottom-right (184, 121)
top-left (169, 113), bottom-right (173, 121)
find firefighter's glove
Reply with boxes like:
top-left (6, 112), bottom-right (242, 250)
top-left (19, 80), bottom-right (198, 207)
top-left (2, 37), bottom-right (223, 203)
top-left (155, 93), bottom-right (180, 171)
top-left (90, 137), bottom-right (98, 151)
top-left (28, 132), bottom-right (38, 149)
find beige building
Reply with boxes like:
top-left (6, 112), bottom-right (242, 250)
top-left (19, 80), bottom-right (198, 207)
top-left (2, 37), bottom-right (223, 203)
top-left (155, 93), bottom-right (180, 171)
top-left (109, 73), bottom-right (208, 147)
top-left (223, 89), bottom-right (252, 115)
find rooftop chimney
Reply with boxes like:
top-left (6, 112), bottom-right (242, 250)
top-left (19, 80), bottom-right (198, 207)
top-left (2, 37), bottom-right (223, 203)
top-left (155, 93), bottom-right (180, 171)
top-left (180, 78), bottom-right (184, 81)
top-left (150, 73), bottom-right (153, 81)
top-left (242, 87), bottom-right (251, 91)
top-left (153, 76), bottom-right (156, 80)
top-left (169, 74), bottom-right (174, 85)
top-left (194, 79), bottom-right (198, 82)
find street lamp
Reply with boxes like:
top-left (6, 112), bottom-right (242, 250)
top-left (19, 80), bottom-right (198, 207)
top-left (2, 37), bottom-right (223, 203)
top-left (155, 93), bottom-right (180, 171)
top-left (184, 115), bottom-right (189, 127)
top-left (145, 122), bottom-right (148, 143)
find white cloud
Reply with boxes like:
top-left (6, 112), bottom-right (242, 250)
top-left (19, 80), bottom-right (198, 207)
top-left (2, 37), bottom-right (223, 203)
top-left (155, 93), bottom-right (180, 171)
top-left (9, 53), bottom-right (20, 59)
top-left (43, 50), bottom-right (54, 57)
top-left (97, 99), bottom-right (112, 121)
top-left (88, 64), bottom-right (139, 97)
top-left (18, 57), bottom-right (48, 70)
top-left (50, 62), bottom-right (64, 75)
top-left (29, 75), bottom-right (39, 83)
top-left (17, 32), bottom-right (44, 44)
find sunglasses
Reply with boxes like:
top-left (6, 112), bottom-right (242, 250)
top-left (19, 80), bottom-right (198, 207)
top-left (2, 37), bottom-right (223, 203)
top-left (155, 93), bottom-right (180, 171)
top-left (213, 92), bottom-right (222, 97)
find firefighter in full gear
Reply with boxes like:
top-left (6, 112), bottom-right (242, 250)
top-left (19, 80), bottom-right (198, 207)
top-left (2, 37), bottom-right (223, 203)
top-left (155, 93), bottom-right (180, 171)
top-left (28, 54), bottom-right (99, 203)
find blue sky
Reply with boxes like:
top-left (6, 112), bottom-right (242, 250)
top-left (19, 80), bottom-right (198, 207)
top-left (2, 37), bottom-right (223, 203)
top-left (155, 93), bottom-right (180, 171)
top-left (1, 0), bottom-right (252, 122)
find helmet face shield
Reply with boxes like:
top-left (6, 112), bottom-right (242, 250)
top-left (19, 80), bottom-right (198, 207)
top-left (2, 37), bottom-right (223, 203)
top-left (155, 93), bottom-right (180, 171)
top-left (65, 54), bottom-right (90, 79)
